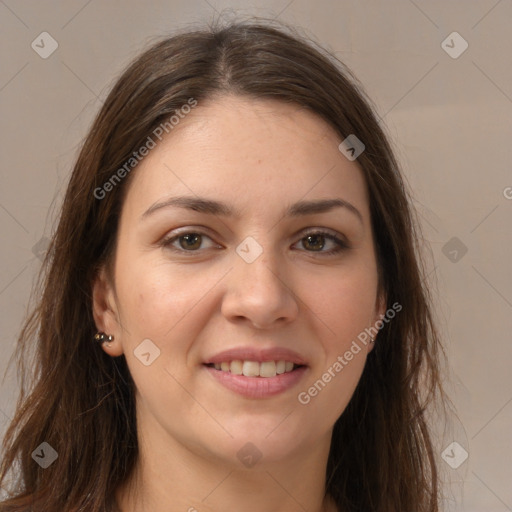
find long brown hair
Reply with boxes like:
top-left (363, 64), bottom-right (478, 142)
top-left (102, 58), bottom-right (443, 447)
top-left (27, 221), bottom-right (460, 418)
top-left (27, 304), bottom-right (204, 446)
top-left (0, 17), bottom-right (447, 512)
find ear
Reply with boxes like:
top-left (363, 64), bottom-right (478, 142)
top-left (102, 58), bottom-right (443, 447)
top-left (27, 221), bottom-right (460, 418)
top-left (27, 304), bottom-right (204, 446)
top-left (368, 290), bottom-right (387, 354)
top-left (92, 267), bottom-right (124, 357)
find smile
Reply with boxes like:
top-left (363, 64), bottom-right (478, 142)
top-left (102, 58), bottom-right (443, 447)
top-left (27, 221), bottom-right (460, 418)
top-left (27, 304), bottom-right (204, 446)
top-left (207, 360), bottom-right (299, 377)
top-left (203, 362), bottom-right (307, 399)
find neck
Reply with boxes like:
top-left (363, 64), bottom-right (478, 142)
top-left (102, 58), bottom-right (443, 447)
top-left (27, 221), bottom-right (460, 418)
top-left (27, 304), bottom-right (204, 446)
top-left (116, 468), bottom-right (337, 512)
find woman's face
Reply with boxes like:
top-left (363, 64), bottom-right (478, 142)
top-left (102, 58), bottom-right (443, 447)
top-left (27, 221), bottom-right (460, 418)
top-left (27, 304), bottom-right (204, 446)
top-left (94, 95), bottom-right (385, 467)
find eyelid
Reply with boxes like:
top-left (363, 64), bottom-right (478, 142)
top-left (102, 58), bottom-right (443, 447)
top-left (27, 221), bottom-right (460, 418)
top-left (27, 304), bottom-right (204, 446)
top-left (292, 228), bottom-right (350, 254)
top-left (159, 226), bottom-right (221, 251)
top-left (294, 226), bottom-right (348, 243)
top-left (159, 226), bottom-right (350, 255)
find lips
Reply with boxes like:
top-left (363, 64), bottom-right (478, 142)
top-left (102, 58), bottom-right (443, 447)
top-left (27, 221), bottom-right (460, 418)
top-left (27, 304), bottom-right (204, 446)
top-left (204, 346), bottom-right (307, 366)
top-left (208, 360), bottom-right (297, 378)
top-left (203, 346), bottom-right (308, 398)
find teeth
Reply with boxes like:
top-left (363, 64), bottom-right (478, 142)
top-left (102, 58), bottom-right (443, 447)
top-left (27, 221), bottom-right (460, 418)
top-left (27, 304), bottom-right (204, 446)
top-left (242, 361), bottom-right (260, 377)
top-left (230, 360), bottom-right (243, 375)
top-left (259, 361), bottom-right (276, 377)
top-left (212, 359), bottom-right (298, 377)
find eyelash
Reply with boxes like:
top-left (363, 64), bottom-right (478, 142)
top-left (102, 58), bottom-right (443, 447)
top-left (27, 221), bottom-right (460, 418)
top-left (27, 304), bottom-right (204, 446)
top-left (159, 229), bottom-right (350, 257)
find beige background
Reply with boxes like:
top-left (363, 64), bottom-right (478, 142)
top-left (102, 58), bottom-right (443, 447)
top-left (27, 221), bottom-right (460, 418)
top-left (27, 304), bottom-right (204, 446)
top-left (1, 1), bottom-right (511, 510)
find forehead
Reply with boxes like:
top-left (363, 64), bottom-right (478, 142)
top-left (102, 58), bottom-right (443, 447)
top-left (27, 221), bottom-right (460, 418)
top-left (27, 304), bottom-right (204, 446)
top-left (122, 95), bottom-right (369, 219)
top-left (165, 95), bottom-right (340, 155)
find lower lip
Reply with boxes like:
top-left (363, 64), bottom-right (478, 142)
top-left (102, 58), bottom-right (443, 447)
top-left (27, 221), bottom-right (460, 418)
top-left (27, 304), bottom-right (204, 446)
top-left (204, 365), bottom-right (308, 399)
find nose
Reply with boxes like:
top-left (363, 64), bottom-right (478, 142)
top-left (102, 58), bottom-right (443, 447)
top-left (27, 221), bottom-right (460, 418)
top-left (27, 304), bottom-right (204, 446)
top-left (221, 248), bottom-right (299, 330)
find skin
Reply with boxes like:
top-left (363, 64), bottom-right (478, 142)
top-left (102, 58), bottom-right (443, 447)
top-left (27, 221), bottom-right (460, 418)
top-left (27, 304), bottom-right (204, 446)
top-left (93, 95), bottom-right (386, 512)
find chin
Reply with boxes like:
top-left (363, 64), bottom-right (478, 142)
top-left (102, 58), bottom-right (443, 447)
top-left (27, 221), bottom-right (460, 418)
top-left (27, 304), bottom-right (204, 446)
top-left (203, 415), bottom-right (316, 466)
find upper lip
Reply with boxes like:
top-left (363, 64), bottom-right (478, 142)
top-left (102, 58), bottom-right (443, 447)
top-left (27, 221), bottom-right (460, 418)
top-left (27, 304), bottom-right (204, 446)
top-left (204, 347), bottom-right (308, 365)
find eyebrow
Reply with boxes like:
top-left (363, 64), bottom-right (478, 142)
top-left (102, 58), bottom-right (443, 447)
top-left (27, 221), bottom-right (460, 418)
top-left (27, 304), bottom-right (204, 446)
top-left (141, 195), bottom-right (363, 224)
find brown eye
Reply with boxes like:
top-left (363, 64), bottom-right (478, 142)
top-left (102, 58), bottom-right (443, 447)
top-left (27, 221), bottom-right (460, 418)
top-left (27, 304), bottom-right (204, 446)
top-left (177, 233), bottom-right (202, 250)
top-left (160, 231), bottom-right (218, 253)
top-left (302, 234), bottom-right (326, 251)
top-left (294, 230), bottom-right (349, 256)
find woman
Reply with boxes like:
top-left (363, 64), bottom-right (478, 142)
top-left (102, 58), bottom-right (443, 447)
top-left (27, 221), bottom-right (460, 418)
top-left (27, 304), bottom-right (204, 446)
top-left (0, 18), bottom-right (446, 512)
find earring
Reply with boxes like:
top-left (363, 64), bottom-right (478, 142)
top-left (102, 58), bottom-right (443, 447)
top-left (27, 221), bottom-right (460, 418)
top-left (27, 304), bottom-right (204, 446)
top-left (94, 332), bottom-right (114, 344)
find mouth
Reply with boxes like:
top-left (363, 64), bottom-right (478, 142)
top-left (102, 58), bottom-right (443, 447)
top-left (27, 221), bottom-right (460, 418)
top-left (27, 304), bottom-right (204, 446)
top-left (204, 360), bottom-right (304, 378)
top-left (203, 346), bottom-right (309, 398)
top-left (202, 355), bottom-right (308, 398)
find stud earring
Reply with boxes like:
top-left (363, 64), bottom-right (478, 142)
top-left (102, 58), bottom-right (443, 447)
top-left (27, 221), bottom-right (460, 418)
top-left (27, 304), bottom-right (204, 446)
top-left (94, 332), bottom-right (114, 344)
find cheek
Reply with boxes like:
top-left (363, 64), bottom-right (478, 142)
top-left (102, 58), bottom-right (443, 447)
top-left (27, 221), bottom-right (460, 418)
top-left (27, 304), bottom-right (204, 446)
top-left (114, 255), bottom-right (224, 356)
top-left (114, 260), bottom-right (214, 403)
top-left (294, 261), bottom-right (377, 422)
top-left (297, 351), bottom-right (367, 431)
top-left (305, 261), bottom-right (378, 349)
